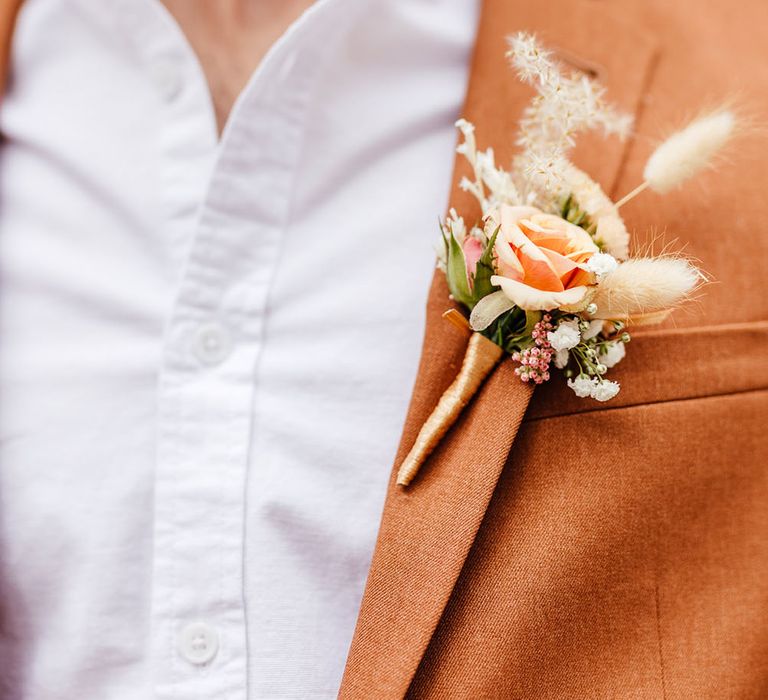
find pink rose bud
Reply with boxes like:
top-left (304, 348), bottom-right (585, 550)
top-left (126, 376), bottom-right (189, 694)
top-left (462, 236), bottom-right (484, 280)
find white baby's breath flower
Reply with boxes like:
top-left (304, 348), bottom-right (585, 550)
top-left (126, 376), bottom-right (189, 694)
top-left (586, 252), bottom-right (619, 278)
top-left (591, 379), bottom-right (621, 402)
top-left (547, 319), bottom-right (581, 351)
top-left (568, 375), bottom-right (596, 398)
top-left (582, 319), bottom-right (604, 340)
top-left (599, 341), bottom-right (626, 368)
top-left (554, 348), bottom-right (569, 369)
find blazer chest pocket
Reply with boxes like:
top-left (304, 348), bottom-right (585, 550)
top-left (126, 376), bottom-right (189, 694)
top-left (441, 322), bottom-right (768, 699)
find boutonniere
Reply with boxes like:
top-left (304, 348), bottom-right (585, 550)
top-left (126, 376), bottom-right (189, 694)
top-left (398, 33), bottom-right (736, 486)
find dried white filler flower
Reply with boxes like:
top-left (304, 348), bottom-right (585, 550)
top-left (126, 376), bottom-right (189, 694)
top-left (561, 164), bottom-right (629, 259)
top-left (507, 32), bottom-right (632, 203)
top-left (455, 119), bottom-right (523, 214)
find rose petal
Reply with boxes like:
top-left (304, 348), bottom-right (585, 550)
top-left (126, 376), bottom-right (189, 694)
top-left (565, 248), bottom-right (598, 262)
top-left (565, 266), bottom-right (595, 288)
top-left (522, 214), bottom-right (598, 254)
top-left (494, 235), bottom-right (525, 280)
top-left (519, 222), bottom-right (572, 254)
top-left (523, 231), bottom-right (570, 251)
top-left (521, 256), bottom-right (564, 292)
top-left (499, 225), bottom-right (563, 292)
top-left (502, 215), bottom-right (550, 262)
top-left (491, 275), bottom-right (589, 311)
top-left (497, 205), bottom-right (540, 223)
top-left (540, 247), bottom-right (580, 278)
top-left (462, 237), bottom-right (483, 278)
top-left (539, 248), bottom-right (596, 289)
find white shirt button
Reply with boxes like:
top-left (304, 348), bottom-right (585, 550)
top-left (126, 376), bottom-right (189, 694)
top-left (178, 622), bottom-right (219, 665)
top-left (151, 58), bottom-right (183, 101)
top-left (191, 322), bottom-right (233, 366)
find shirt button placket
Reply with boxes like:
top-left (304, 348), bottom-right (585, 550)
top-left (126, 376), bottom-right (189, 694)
top-left (151, 4), bottom-right (329, 697)
top-left (138, 3), bottom-right (252, 696)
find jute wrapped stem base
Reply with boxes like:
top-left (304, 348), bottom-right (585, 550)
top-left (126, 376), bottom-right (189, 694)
top-left (396, 332), bottom-right (505, 486)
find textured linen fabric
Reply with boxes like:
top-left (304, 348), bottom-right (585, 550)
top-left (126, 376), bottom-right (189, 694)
top-left (410, 388), bottom-right (768, 698)
top-left (0, 1), bottom-right (479, 698)
top-left (340, 0), bottom-right (768, 697)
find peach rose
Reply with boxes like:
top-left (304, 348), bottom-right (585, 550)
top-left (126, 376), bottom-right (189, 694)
top-left (489, 205), bottom-right (599, 310)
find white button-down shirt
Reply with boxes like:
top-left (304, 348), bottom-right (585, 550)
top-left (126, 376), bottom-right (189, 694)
top-left (0, 0), bottom-right (478, 698)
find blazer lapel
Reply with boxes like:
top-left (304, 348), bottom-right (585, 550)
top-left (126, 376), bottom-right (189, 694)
top-left (340, 2), bottom-right (657, 697)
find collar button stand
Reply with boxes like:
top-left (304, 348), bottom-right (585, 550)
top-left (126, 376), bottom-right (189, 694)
top-left (178, 622), bottom-right (219, 665)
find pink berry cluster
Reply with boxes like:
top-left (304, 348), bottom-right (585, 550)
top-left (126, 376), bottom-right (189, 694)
top-left (511, 314), bottom-right (554, 384)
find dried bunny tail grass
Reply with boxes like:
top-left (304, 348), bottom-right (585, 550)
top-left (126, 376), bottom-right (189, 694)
top-left (629, 229), bottom-right (710, 286)
top-left (643, 110), bottom-right (736, 194)
top-left (622, 309), bottom-right (675, 327)
top-left (590, 257), bottom-right (704, 320)
top-left (629, 226), bottom-right (680, 259)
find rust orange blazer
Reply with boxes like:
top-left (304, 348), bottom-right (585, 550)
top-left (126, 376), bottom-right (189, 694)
top-left (2, 0), bottom-right (767, 697)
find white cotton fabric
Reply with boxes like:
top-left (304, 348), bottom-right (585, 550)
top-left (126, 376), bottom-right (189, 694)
top-left (0, 0), bottom-right (479, 698)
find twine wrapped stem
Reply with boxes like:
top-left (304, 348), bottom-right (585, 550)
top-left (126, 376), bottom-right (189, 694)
top-left (396, 332), bottom-right (504, 486)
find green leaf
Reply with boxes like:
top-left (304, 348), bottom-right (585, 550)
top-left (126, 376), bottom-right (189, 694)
top-left (523, 310), bottom-right (543, 338)
top-left (479, 305), bottom-right (526, 352)
top-left (471, 225), bottom-right (501, 305)
top-left (446, 228), bottom-right (473, 308)
top-left (559, 194), bottom-right (573, 219)
top-left (560, 191), bottom-right (604, 250)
